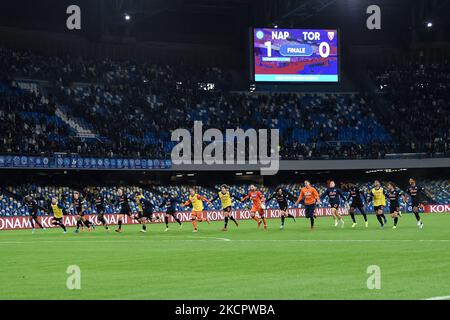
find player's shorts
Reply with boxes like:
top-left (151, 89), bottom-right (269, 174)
top-left (166, 208), bottom-right (177, 215)
top-left (30, 213), bottom-right (38, 219)
top-left (77, 211), bottom-right (85, 217)
top-left (251, 206), bottom-right (264, 215)
top-left (52, 217), bottom-right (63, 223)
top-left (120, 207), bottom-right (132, 217)
top-left (411, 200), bottom-right (422, 208)
top-left (350, 201), bottom-right (363, 209)
top-left (279, 203), bottom-right (288, 211)
top-left (330, 203), bottom-right (339, 209)
top-left (191, 210), bottom-right (204, 220)
top-left (138, 209), bottom-right (153, 219)
top-left (374, 205), bottom-right (384, 212)
top-left (223, 206), bottom-right (232, 213)
top-left (390, 206), bottom-right (399, 214)
top-left (304, 204), bottom-right (316, 218)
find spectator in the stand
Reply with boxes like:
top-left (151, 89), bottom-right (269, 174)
top-left (0, 46), bottom-right (448, 159)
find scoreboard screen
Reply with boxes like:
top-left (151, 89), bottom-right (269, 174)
top-left (252, 28), bottom-right (339, 83)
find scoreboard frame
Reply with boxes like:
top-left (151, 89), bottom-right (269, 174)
top-left (249, 27), bottom-right (341, 84)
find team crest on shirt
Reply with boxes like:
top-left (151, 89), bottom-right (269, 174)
top-left (327, 31), bottom-right (335, 41)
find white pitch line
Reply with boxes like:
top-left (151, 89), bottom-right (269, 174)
top-left (424, 295), bottom-right (450, 300)
top-left (193, 236), bottom-right (231, 241)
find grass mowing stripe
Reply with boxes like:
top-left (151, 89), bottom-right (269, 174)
top-left (1, 239), bottom-right (450, 244)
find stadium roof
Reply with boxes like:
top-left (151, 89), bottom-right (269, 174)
top-left (1, 0), bottom-right (449, 46)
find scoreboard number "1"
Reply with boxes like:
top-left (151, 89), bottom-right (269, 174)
top-left (264, 41), bottom-right (272, 57)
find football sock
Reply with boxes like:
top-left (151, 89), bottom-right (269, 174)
top-left (376, 215), bottom-right (384, 226)
top-left (281, 216), bottom-right (285, 225)
top-left (361, 211), bottom-right (368, 221)
top-left (224, 216), bottom-right (229, 228)
top-left (34, 218), bottom-right (44, 229)
top-left (413, 211), bottom-right (421, 221)
top-left (350, 212), bottom-right (356, 223)
top-left (165, 216), bottom-right (169, 227)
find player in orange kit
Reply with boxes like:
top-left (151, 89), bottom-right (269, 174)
top-left (241, 185), bottom-right (268, 230)
top-left (294, 180), bottom-right (320, 230)
top-left (180, 187), bottom-right (212, 233)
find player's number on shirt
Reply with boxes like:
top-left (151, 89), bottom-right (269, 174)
top-left (264, 41), bottom-right (272, 57)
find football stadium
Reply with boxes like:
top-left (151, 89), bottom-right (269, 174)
top-left (0, 0), bottom-right (449, 306)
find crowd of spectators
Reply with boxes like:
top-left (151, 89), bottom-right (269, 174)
top-left (372, 61), bottom-right (450, 156)
top-left (0, 46), bottom-right (448, 160)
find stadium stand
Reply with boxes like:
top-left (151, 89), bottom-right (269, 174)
top-left (371, 61), bottom-right (450, 156)
top-left (1, 47), bottom-right (449, 160)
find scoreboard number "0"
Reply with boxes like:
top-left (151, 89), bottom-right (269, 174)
top-left (319, 42), bottom-right (330, 58)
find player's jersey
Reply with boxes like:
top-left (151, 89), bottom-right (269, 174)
top-left (321, 187), bottom-right (344, 205)
top-left (51, 204), bottom-right (64, 219)
top-left (267, 192), bottom-right (291, 208)
top-left (25, 199), bottom-right (39, 214)
top-left (406, 185), bottom-right (425, 204)
top-left (94, 195), bottom-right (105, 212)
top-left (161, 196), bottom-right (178, 211)
top-left (72, 197), bottom-right (84, 214)
top-left (136, 196), bottom-right (154, 213)
top-left (370, 187), bottom-right (386, 206)
top-left (387, 190), bottom-right (401, 207)
top-left (348, 186), bottom-right (365, 204)
top-left (243, 191), bottom-right (265, 208)
top-left (218, 191), bottom-right (232, 209)
top-left (297, 186), bottom-right (319, 205)
top-left (186, 194), bottom-right (207, 211)
top-left (116, 194), bottom-right (131, 213)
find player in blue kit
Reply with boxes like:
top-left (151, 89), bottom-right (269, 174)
top-left (386, 182), bottom-right (403, 229)
top-left (160, 192), bottom-right (183, 232)
top-left (403, 178), bottom-right (435, 229)
top-left (343, 183), bottom-right (368, 228)
top-left (320, 181), bottom-right (345, 228)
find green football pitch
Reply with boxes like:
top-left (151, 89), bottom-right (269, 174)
top-left (1, 213), bottom-right (449, 300)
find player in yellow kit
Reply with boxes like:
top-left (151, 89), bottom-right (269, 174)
top-left (181, 188), bottom-right (212, 233)
top-left (368, 180), bottom-right (388, 228)
top-left (50, 197), bottom-right (67, 233)
top-left (211, 184), bottom-right (239, 231)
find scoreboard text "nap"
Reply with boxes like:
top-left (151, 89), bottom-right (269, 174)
top-left (272, 31), bottom-right (290, 40)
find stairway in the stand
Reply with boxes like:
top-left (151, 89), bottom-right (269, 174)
top-left (55, 106), bottom-right (98, 139)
